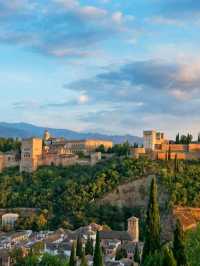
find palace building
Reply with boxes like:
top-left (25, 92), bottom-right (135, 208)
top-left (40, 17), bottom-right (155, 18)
top-left (133, 130), bottom-right (200, 160)
top-left (44, 130), bottom-right (113, 155)
top-left (0, 130), bottom-right (113, 173)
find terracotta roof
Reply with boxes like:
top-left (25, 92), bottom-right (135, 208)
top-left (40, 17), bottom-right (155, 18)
top-left (173, 206), bottom-right (200, 231)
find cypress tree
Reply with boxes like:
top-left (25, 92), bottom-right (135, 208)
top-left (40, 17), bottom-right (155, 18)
top-left (93, 231), bottom-right (104, 266)
top-left (173, 220), bottom-right (188, 266)
top-left (162, 246), bottom-right (177, 266)
top-left (168, 146), bottom-right (171, 160)
top-left (176, 134), bottom-right (180, 144)
top-left (174, 154), bottom-right (179, 174)
top-left (76, 234), bottom-right (83, 258)
top-left (115, 247), bottom-right (127, 261)
top-left (142, 177), bottom-right (161, 263)
top-left (198, 133), bottom-right (200, 143)
top-left (134, 244), bottom-right (141, 264)
top-left (80, 252), bottom-right (88, 266)
top-left (142, 251), bottom-right (163, 266)
top-left (69, 241), bottom-right (76, 266)
top-left (85, 237), bottom-right (94, 255)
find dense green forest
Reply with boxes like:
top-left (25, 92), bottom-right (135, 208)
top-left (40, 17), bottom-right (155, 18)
top-left (0, 137), bottom-right (21, 152)
top-left (1, 157), bottom-right (200, 231)
top-left (160, 159), bottom-right (200, 207)
top-left (0, 157), bottom-right (158, 230)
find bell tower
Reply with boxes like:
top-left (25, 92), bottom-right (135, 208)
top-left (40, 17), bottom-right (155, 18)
top-left (128, 216), bottom-right (139, 242)
top-left (43, 130), bottom-right (51, 141)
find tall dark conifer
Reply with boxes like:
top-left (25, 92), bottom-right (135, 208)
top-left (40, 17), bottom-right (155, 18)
top-left (163, 246), bottom-right (177, 266)
top-left (176, 133), bottom-right (180, 144)
top-left (76, 235), bottom-right (83, 258)
top-left (134, 244), bottom-right (141, 264)
top-left (198, 133), bottom-right (200, 143)
top-left (85, 237), bottom-right (93, 255)
top-left (168, 146), bottom-right (171, 160)
top-left (93, 231), bottom-right (104, 266)
top-left (80, 252), bottom-right (88, 266)
top-left (174, 154), bottom-right (179, 180)
top-left (142, 177), bottom-right (161, 264)
top-left (173, 220), bottom-right (188, 266)
top-left (69, 241), bottom-right (76, 266)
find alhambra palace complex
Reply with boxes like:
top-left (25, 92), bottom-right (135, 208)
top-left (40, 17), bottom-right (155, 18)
top-left (0, 130), bottom-right (113, 173)
top-left (133, 130), bottom-right (200, 160)
top-left (1, 129), bottom-right (200, 173)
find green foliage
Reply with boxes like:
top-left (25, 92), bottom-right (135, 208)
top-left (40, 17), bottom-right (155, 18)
top-left (142, 177), bottom-right (161, 262)
top-left (96, 145), bottom-right (106, 153)
top-left (80, 253), bottom-right (88, 266)
top-left (175, 134), bottom-right (180, 144)
top-left (76, 235), bottom-right (83, 258)
top-left (20, 255), bottom-right (39, 266)
top-left (143, 247), bottom-right (177, 266)
top-left (175, 133), bottom-right (193, 144)
top-left (115, 247), bottom-right (127, 261)
top-left (186, 224), bottom-right (200, 266)
top-left (69, 241), bottom-right (76, 266)
top-left (173, 220), bottom-right (188, 266)
top-left (162, 246), bottom-right (177, 266)
top-left (107, 142), bottom-right (131, 156)
top-left (198, 133), bottom-right (200, 143)
top-left (10, 248), bottom-right (26, 266)
top-left (142, 251), bottom-right (163, 266)
top-left (160, 160), bottom-right (200, 207)
top-left (11, 248), bottom-right (68, 266)
top-left (0, 157), bottom-right (158, 230)
top-left (134, 244), bottom-right (141, 264)
top-left (40, 253), bottom-right (68, 266)
top-left (15, 211), bottom-right (48, 232)
top-left (85, 237), bottom-right (94, 256)
top-left (0, 137), bottom-right (21, 152)
top-left (93, 231), bottom-right (104, 266)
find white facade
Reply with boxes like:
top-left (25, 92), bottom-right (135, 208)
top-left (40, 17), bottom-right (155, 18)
top-left (2, 213), bottom-right (19, 228)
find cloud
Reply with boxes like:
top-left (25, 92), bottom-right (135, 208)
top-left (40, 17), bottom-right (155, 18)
top-left (12, 93), bottom-right (90, 111)
top-left (0, 0), bottom-right (132, 58)
top-left (156, 0), bottom-right (200, 21)
top-left (11, 55), bottom-right (200, 136)
top-left (13, 100), bottom-right (39, 110)
top-left (177, 61), bottom-right (200, 83)
top-left (64, 58), bottom-right (200, 122)
top-left (148, 16), bottom-right (184, 27)
top-left (112, 12), bottom-right (123, 24)
top-left (78, 94), bottom-right (89, 104)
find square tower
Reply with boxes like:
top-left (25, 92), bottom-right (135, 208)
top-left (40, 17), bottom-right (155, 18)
top-left (20, 138), bottom-right (43, 173)
top-left (143, 130), bottom-right (165, 151)
top-left (128, 216), bottom-right (139, 242)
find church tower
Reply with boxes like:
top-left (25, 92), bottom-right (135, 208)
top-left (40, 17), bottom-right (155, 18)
top-left (128, 216), bottom-right (139, 242)
top-left (43, 130), bottom-right (51, 141)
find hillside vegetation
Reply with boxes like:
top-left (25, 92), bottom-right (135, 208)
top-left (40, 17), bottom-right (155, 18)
top-left (0, 157), bottom-right (200, 232)
top-left (0, 138), bottom-right (21, 152)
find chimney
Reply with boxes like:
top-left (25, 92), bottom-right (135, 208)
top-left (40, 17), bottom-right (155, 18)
top-left (127, 217), bottom-right (139, 242)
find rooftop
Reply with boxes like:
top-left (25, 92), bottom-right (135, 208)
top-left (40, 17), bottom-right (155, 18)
top-left (99, 231), bottom-right (132, 241)
top-left (173, 206), bottom-right (200, 231)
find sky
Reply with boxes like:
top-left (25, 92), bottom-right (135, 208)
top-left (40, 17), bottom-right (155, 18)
top-left (0, 0), bottom-right (200, 138)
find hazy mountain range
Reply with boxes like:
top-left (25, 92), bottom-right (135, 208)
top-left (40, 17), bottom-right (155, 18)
top-left (0, 122), bottom-right (142, 144)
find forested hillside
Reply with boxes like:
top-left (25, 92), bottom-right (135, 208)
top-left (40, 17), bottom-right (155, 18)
top-left (0, 138), bottom-right (21, 152)
top-left (0, 157), bottom-right (200, 233)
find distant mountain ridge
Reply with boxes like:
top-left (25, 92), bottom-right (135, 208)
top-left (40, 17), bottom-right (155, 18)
top-left (0, 122), bottom-right (142, 144)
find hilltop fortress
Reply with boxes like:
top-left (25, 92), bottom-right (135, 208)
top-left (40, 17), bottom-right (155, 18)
top-left (0, 130), bottom-right (113, 173)
top-left (133, 130), bottom-right (200, 160)
top-left (2, 128), bottom-right (200, 173)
